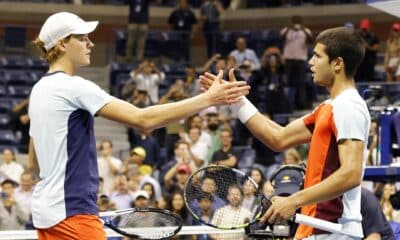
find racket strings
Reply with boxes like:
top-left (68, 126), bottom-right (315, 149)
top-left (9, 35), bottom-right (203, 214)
top-left (184, 166), bottom-right (261, 229)
top-left (114, 211), bottom-right (180, 238)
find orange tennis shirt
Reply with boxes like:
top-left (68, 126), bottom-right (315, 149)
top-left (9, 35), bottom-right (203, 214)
top-left (295, 88), bottom-right (370, 239)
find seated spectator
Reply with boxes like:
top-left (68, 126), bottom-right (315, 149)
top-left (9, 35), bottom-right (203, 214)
top-left (205, 112), bottom-right (222, 161)
top-left (122, 146), bottom-right (152, 174)
top-left (229, 36), bottom-right (261, 70)
top-left (211, 185), bottom-right (251, 239)
top-left (15, 172), bottom-right (34, 222)
top-left (380, 182), bottom-right (400, 222)
top-left (127, 129), bottom-right (161, 169)
top-left (210, 128), bottom-right (238, 168)
top-left (160, 140), bottom-right (195, 185)
top-left (132, 190), bottom-right (150, 208)
top-left (0, 179), bottom-right (29, 230)
top-left (110, 175), bottom-right (135, 210)
top-left (248, 167), bottom-right (265, 188)
top-left (361, 188), bottom-right (395, 240)
top-left (163, 163), bottom-right (192, 196)
top-left (242, 179), bottom-right (258, 211)
top-left (183, 114), bottom-right (212, 150)
top-left (97, 140), bottom-right (122, 194)
top-left (0, 148), bottom-right (24, 184)
top-left (141, 182), bottom-right (158, 207)
top-left (97, 194), bottom-right (116, 212)
top-left (166, 191), bottom-right (192, 227)
top-left (187, 126), bottom-right (209, 167)
top-left (192, 192), bottom-right (214, 240)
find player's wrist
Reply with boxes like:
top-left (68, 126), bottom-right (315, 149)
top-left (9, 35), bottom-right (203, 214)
top-left (229, 96), bottom-right (258, 123)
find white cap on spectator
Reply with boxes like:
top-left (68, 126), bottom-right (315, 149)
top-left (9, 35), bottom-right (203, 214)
top-left (39, 12), bottom-right (98, 51)
top-left (133, 190), bottom-right (149, 200)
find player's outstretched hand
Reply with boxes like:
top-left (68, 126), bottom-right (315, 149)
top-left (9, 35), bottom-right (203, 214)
top-left (199, 68), bottom-right (241, 92)
top-left (204, 69), bottom-right (250, 106)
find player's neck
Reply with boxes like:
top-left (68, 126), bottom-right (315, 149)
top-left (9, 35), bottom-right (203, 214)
top-left (49, 57), bottom-right (76, 76)
top-left (329, 76), bottom-right (355, 99)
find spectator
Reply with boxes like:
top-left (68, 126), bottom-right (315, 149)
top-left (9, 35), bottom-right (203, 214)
top-left (97, 140), bottom-right (122, 194)
top-left (159, 140), bottom-right (194, 185)
top-left (0, 148), bottom-right (24, 184)
top-left (205, 112), bottom-right (222, 160)
top-left (192, 192), bottom-right (214, 240)
top-left (15, 172), bottom-right (34, 219)
top-left (127, 130), bottom-right (161, 169)
top-left (125, 0), bottom-right (152, 63)
top-left (168, 0), bottom-right (198, 62)
top-left (141, 182), bottom-right (158, 207)
top-left (132, 190), bottom-right (150, 208)
top-left (129, 60), bottom-right (165, 103)
top-left (110, 175), bottom-right (135, 210)
top-left (9, 98), bottom-right (30, 153)
top-left (384, 23), bottom-right (400, 82)
top-left (242, 179), bottom-right (257, 211)
top-left (356, 18), bottom-right (380, 82)
top-left (163, 163), bottom-right (192, 195)
top-left (210, 128), bottom-right (238, 168)
top-left (210, 185), bottom-right (251, 239)
top-left (380, 182), bottom-right (400, 222)
top-left (0, 179), bottom-right (29, 230)
top-left (166, 191), bottom-right (192, 227)
top-left (280, 15), bottom-right (313, 110)
top-left (200, 0), bottom-right (224, 57)
top-left (97, 194), bottom-right (116, 212)
top-left (158, 80), bottom-right (188, 159)
top-left (187, 126), bottom-right (209, 167)
top-left (249, 167), bottom-right (265, 187)
top-left (361, 188), bottom-right (395, 240)
top-left (229, 36), bottom-right (261, 70)
top-left (261, 47), bottom-right (290, 115)
top-left (283, 147), bottom-right (302, 165)
top-left (183, 114), bottom-right (212, 150)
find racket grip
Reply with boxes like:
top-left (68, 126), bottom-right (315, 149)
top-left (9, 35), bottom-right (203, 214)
top-left (293, 214), bottom-right (344, 235)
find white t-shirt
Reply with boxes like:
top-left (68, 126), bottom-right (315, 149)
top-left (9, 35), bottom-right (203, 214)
top-left (29, 71), bottom-right (113, 228)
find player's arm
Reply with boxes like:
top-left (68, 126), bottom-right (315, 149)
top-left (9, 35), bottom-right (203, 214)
top-left (28, 137), bottom-right (39, 176)
top-left (98, 71), bottom-right (249, 133)
top-left (244, 114), bottom-right (311, 152)
top-left (200, 69), bottom-right (312, 151)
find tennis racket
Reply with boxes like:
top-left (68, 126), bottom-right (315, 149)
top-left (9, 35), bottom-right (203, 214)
top-left (183, 165), bottom-right (356, 237)
top-left (100, 208), bottom-right (183, 239)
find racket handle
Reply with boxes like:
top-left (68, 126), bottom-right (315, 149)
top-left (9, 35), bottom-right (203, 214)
top-left (293, 214), bottom-right (344, 235)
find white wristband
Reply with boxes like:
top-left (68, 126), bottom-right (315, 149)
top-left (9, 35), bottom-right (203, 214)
top-left (229, 97), bottom-right (258, 123)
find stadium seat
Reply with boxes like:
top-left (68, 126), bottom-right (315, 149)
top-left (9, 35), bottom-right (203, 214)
top-left (0, 130), bottom-right (17, 145)
top-left (0, 114), bottom-right (10, 129)
top-left (0, 100), bottom-right (11, 113)
top-left (4, 70), bottom-right (31, 86)
top-left (7, 85), bottom-right (31, 98)
top-left (0, 86), bottom-right (6, 98)
top-left (0, 55), bottom-right (29, 69)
